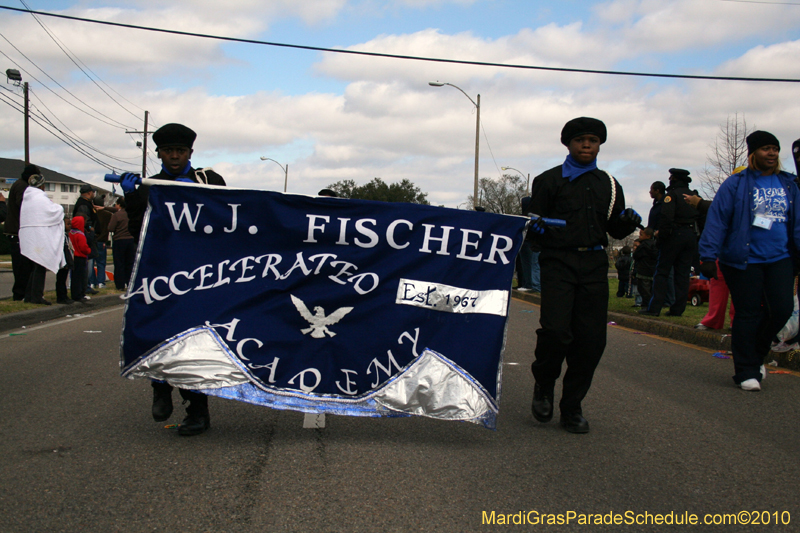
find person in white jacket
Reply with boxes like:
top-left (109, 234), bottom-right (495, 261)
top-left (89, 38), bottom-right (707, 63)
top-left (18, 174), bottom-right (66, 305)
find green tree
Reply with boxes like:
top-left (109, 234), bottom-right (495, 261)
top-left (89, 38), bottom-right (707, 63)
top-left (470, 174), bottom-right (527, 214)
top-left (326, 178), bottom-right (429, 204)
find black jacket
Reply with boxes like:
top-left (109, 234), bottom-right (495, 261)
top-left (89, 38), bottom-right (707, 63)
top-left (528, 165), bottom-right (637, 250)
top-left (3, 178), bottom-right (28, 235)
top-left (633, 238), bottom-right (658, 278)
top-left (659, 183), bottom-right (699, 238)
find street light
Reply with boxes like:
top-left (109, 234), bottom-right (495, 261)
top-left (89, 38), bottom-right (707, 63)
top-left (429, 81), bottom-right (481, 208)
top-left (501, 166), bottom-right (530, 193)
top-left (260, 157), bottom-right (288, 192)
top-left (6, 68), bottom-right (29, 164)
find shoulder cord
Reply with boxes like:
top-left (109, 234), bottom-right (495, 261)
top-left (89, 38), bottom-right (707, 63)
top-left (194, 167), bottom-right (210, 184)
top-left (603, 170), bottom-right (617, 220)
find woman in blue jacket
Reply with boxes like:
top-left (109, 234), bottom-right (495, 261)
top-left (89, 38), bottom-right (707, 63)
top-left (698, 131), bottom-right (800, 392)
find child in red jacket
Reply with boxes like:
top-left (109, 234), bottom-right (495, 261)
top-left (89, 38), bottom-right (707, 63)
top-left (69, 215), bottom-right (92, 302)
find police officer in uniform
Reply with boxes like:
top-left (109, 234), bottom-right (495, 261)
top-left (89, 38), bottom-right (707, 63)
top-left (120, 123), bottom-right (226, 437)
top-left (640, 168), bottom-right (699, 317)
top-left (528, 117), bottom-right (641, 433)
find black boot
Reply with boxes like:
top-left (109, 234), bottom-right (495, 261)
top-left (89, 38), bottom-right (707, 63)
top-left (151, 381), bottom-right (174, 422)
top-left (560, 411), bottom-right (590, 434)
top-left (531, 382), bottom-right (554, 422)
top-left (178, 390), bottom-right (210, 436)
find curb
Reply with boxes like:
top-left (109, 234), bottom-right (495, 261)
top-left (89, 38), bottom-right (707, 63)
top-left (0, 294), bottom-right (124, 334)
top-left (511, 289), bottom-right (800, 373)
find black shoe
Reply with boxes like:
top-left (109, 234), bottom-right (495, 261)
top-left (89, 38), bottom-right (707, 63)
top-left (86, 288), bottom-right (99, 295)
top-left (152, 387), bottom-right (173, 422)
top-left (638, 309), bottom-right (660, 317)
top-left (56, 298), bottom-right (74, 305)
top-left (665, 311), bottom-right (682, 317)
top-left (178, 413), bottom-right (210, 436)
top-left (560, 412), bottom-right (590, 434)
top-left (32, 299), bottom-right (52, 306)
top-left (531, 383), bottom-right (554, 422)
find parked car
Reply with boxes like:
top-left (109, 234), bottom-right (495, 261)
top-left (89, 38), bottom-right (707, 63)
top-left (688, 276), bottom-right (710, 306)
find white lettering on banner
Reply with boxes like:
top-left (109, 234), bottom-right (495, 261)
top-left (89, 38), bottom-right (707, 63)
top-left (302, 214), bottom-right (516, 264)
top-left (157, 203), bottom-right (519, 266)
top-left (396, 278), bottom-right (509, 316)
top-left (165, 202), bottom-right (204, 232)
top-left (224, 204), bottom-right (240, 233)
top-left (367, 351), bottom-right (404, 388)
top-left (288, 369), bottom-right (322, 392)
top-left (205, 318), bottom-right (240, 341)
top-left (129, 252), bottom-right (382, 304)
top-left (204, 319), bottom-right (426, 394)
top-left (336, 369), bottom-right (359, 395)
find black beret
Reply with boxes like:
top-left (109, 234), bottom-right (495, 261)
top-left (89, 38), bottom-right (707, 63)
top-left (668, 168), bottom-right (691, 183)
top-left (79, 184), bottom-right (95, 194)
top-left (21, 164), bottom-right (41, 181)
top-left (317, 188), bottom-right (338, 197)
top-left (560, 117), bottom-right (607, 146)
top-left (153, 123), bottom-right (196, 149)
top-left (746, 130), bottom-right (779, 155)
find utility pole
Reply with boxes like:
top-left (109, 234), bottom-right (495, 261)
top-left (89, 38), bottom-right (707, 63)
top-left (23, 82), bottom-right (29, 164)
top-left (125, 110), bottom-right (150, 177)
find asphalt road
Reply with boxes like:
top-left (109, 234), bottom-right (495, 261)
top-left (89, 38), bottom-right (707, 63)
top-left (1, 299), bottom-right (798, 532)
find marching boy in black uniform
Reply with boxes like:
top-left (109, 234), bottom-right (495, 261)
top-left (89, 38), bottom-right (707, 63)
top-left (120, 123), bottom-right (226, 436)
top-left (528, 117), bottom-right (640, 433)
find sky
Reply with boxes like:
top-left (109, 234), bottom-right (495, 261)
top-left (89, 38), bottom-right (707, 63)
top-left (1, 0), bottom-right (800, 218)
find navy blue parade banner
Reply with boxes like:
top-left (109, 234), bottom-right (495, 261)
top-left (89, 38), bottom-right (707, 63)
top-left (120, 183), bottom-right (528, 429)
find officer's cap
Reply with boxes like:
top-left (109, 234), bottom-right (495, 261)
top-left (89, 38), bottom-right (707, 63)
top-left (560, 117), bottom-right (607, 146)
top-left (153, 123), bottom-right (197, 150)
top-left (79, 184), bottom-right (95, 194)
top-left (668, 168), bottom-right (691, 184)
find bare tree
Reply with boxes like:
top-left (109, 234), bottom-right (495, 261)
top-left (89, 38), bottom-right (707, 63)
top-left (699, 113), bottom-right (753, 199)
top-left (467, 174), bottom-right (527, 214)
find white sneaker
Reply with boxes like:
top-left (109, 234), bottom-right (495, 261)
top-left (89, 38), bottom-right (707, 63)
top-left (740, 378), bottom-right (761, 391)
top-left (98, 283), bottom-right (105, 289)
top-left (517, 287), bottom-right (531, 292)
top-left (760, 365), bottom-right (766, 380)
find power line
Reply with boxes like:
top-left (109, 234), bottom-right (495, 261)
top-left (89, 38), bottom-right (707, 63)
top-left (0, 91), bottom-right (125, 171)
top-left (1, 85), bottom-right (131, 171)
top-left (18, 0), bottom-right (145, 121)
top-left (1, 5), bottom-right (799, 83)
top-left (0, 33), bottom-right (134, 129)
top-left (29, 88), bottom-right (141, 164)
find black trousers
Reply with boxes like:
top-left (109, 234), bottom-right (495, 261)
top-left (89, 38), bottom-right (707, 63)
top-left (531, 248), bottom-right (609, 414)
top-left (9, 236), bottom-right (33, 301)
top-left (152, 381), bottom-right (208, 415)
top-left (24, 262), bottom-right (47, 303)
top-left (637, 277), bottom-right (653, 308)
top-left (56, 266), bottom-right (70, 301)
top-left (648, 227), bottom-right (697, 315)
top-left (71, 256), bottom-right (87, 301)
top-left (112, 238), bottom-right (136, 290)
top-left (720, 259), bottom-right (794, 384)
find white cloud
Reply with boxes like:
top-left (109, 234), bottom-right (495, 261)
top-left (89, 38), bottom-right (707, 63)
top-left (2, 0), bottom-right (800, 219)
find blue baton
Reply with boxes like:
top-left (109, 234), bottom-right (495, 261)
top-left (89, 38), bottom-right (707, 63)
top-left (105, 173), bottom-right (142, 186)
top-left (529, 215), bottom-right (566, 227)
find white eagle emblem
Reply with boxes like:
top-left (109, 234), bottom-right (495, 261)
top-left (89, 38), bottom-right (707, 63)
top-left (291, 295), bottom-right (354, 339)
